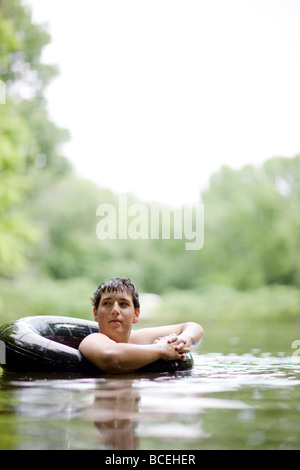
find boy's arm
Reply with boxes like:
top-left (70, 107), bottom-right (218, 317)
top-left (131, 322), bottom-right (204, 349)
top-left (79, 332), bottom-right (185, 374)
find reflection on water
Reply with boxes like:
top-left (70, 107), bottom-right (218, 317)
top-left (91, 380), bottom-right (140, 449)
top-left (0, 351), bottom-right (300, 450)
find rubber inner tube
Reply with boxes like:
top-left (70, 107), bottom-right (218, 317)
top-left (0, 316), bottom-right (194, 375)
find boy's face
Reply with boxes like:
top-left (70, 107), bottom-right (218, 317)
top-left (93, 289), bottom-right (140, 342)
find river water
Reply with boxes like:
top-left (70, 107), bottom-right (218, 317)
top-left (0, 323), bottom-right (300, 450)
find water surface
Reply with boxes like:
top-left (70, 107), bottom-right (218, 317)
top-left (1, 347), bottom-right (299, 450)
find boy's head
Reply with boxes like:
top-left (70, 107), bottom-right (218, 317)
top-left (91, 277), bottom-right (140, 310)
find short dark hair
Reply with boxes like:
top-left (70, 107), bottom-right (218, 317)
top-left (91, 277), bottom-right (140, 310)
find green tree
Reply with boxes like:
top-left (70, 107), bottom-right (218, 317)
top-left (0, 0), bottom-right (57, 96)
top-left (0, 101), bottom-right (38, 275)
top-left (0, 0), bottom-right (71, 276)
top-left (200, 156), bottom-right (300, 289)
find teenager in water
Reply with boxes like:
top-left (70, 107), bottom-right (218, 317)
top-left (79, 277), bottom-right (204, 373)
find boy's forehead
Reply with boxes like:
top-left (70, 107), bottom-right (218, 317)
top-left (101, 289), bottom-right (133, 301)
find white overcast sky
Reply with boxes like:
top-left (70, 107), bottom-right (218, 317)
top-left (25, 0), bottom-right (300, 205)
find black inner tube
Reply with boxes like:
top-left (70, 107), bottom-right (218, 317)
top-left (0, 316), bottom-right (193, 375)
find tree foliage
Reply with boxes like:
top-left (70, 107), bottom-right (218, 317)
top-left (24, 154), bottom-right (300, 294)
top-left (1, 0), bottom-right (300, 297)
top-left (200, 156), bottom-right (300, 289)
top-left (0, 0), bottom-right (70, 276)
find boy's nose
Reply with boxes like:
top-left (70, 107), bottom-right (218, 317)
top-left (111, 301), bottom-right (120, 314)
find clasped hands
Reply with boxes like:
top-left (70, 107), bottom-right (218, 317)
top-left (153, 333), bottom-right (191, 360)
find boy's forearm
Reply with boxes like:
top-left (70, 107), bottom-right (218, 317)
top-left (101, 342), bottom-right (164, 373)
top-left (179, 322), bottom-right (204, 345)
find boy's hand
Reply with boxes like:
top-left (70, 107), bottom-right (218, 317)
top-left (153, 333), bottom-right (191, 360)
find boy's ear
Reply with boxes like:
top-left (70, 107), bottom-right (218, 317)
top-left (93, 306), bottom-right (97, 321)
top-left (133, 308), bottom-right (140, 324)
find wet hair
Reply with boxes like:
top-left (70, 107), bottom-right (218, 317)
top-left (91, 277), bottom-right (140, 310)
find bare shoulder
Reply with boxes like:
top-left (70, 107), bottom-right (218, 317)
top-left (79, 332), bottom-right (113, 352)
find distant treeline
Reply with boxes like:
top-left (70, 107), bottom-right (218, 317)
top-left (1, 0), bottom-right (300, 296)
top-left (20, 155), bottom-right (300, 295)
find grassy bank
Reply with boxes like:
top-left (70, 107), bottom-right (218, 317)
top-left (156, 284), bottom-right (300, 326)
top-left (156, 285), bottom-right (300, 355)
top-left (0, 277), bottom-right (96, 324)
top-left (0, 277), bottom-right (299, 327)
